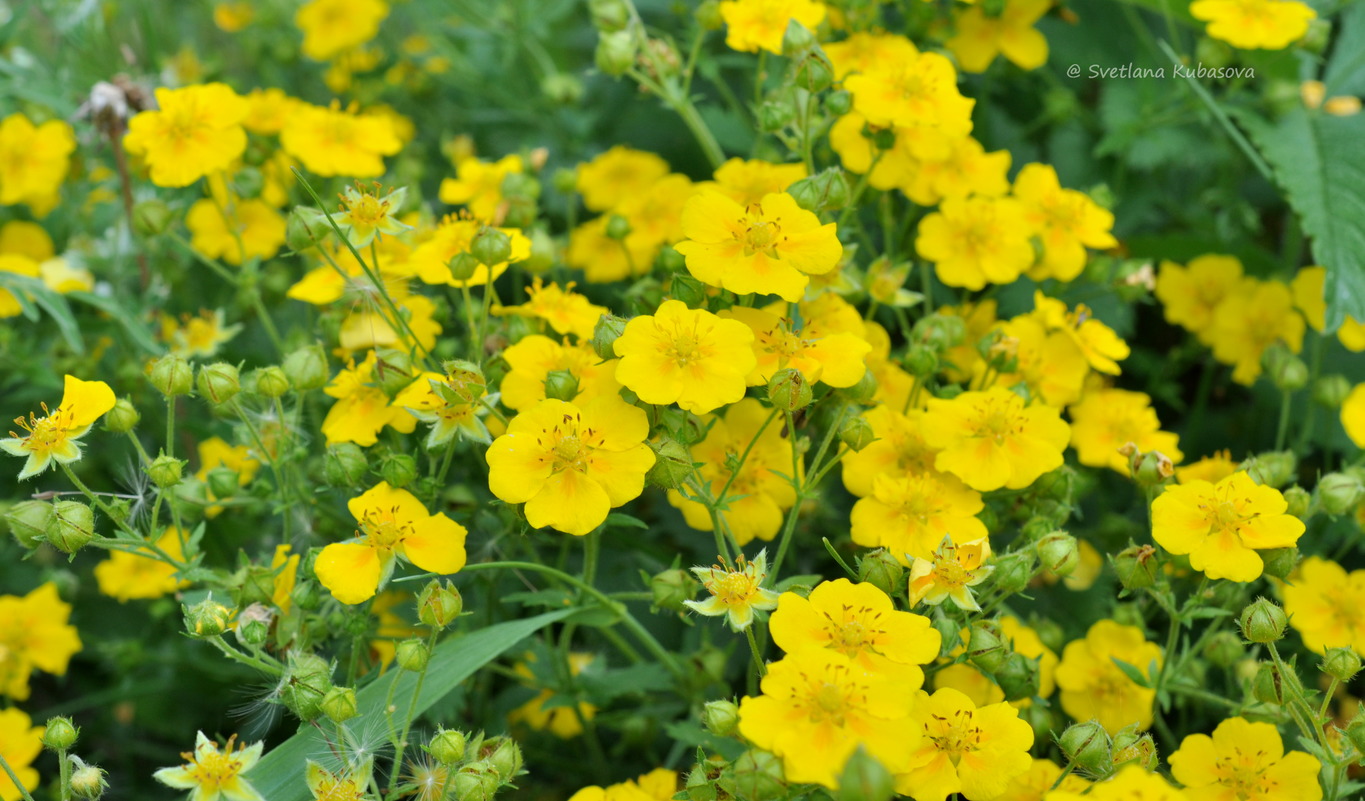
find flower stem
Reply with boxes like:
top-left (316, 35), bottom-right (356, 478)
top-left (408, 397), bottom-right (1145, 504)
top-left (389, 629), bottom-right (440, 794)
top-left (745, 625), bottom-right (767, 678)
top-left (0, 753), bottom-right (36, 801)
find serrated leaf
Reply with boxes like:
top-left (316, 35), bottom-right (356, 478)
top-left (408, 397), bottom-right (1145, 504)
top-left (1111, 657), bottom-right (1153, 688)
top-left (1324, 1), bottom-right (1365, 96)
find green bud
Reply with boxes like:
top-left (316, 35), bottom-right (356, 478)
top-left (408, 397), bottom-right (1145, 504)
top-left (1313, 374), bottom-right (1352, 408)
top-left (1036, 532), bottom-right (1080, 577)
top-left (757, 98), bottom-right (797, 132)
top-left (787, 168), bottom-right (850, 213)
top-left (593, 314), bottom-right (627, 359)
top-left (283, 344), bottom-right (329, 391)
top-left (650, 567), bottom-right (698, 612)
top-left (47, 501), bottom-right (95, 554)
top-left (839, 369), bottom-right (878, 404)
top-left (604, 213), bottom-right (633, 241)
top-left (966, 621), bottom-right (1008, 674)
top-left (417, 580), bottom-right (463, 629)
top-left (1111, 544), bottom-right (1159, 591)
top-left (1110, 725), bottom-right (1158, 772)
top-left (1203, 631), bottom-right (1244, 668)
top-left (990, 551), bottom-right (1035, 595)
top-left (5, 500), bottom-right (54, 549)
top-left (131, 199), bottom-right (174, 237)
top-left (871, 127), bottom-right (896, 150)
top-left (1300, 17), bottom-right (1331, 53)
top-left (912, 314), bottom-right (967, 349)
top-left (1239, 597), bottom-right (1287, 643)
top-left (447, 251), bottom-right (480, 282)
top-left (1057, 720), bottom-right (1112, 777)
top-left (1322, 647), bottom-right (1362, 682)
top-left (292, 580), bottom-right (324, 612)
top-left (1242, 450), bottom-right (1296, 488)
top-left (148, 453), bottom-right (186, 489)
top-left (595, 30), bottom-right (637, 77)
top-left (321, 686), bottom-right (359, 723)
top-left (767, 368), bottom-right (812, 411)
top-left (184, 596), bottom-right (233, 637)
top-left (483, 736), bottom-right (524, 782)
top-left (1317, 472), bottom-right (1364, 516)
top-left (453, 762), bottom-right (501, 801)
top-left (286, 206), bottom-right (332, 252)
top-left (149, 355), bottom-right (194, 397)
top-left (1346, 710), bottom-right (1365, 757)
top-left (196, 363), bottom-right (241, 405)
top-left (1282, 485), bottom-right (1311, 519)
top-left (541, 72), bottom-right (585, 104)
top-left (470, 226), bottom-right (513, 266)
top-left (589, 0), bottom-right (629, 30)
top-left (646, 438), bottom-right (694, 490)
top-left (835, 747), bottom-right (895, 801)
top-left (1270, 354), bottom-right (1309, 392)
top-left (103, 398), bottom-right (140, 432)
top-left (839, 415), bottom-right (876, 452)
top-left (1129, 448), bottom-right (1175, 487)
top-left (543, 369), bottom-right (580, 403)
top-left (1259, 547), bottom-right (1299, 580)
top-left (1194, 36), bottom-right (1234, 70)
top-left (781, 19), bottom-right (816, 54)
top-left (668, 273), bottom-right (708, 307)
top-left (235, 603), bottom-right (273, 648)
top-left (722, 750), bottom-right (786, 801)
top-left (995, 652), bottom-right (1041, 702)
top-left (396, 638), bottom-right (430, 672)
top-left (825, 89), bottom-right (852, 116)
top-left (380, 453), bottom-right (419, 489)
top-left (794, 48), bottom-right (834, 92)
top-left (206, 466), bottom-right (240, 499)
top-left (235, 564), bottom-right (277, 607)
top-left (856, 549), bottom-right (904, 597)
top-left (694, 0), bottom-right (723, 30)
top-left (904, 344), bottom-right (939, 377)
top-left (429, 728), bottom-right (468, 764)
top-left (69, 760), bottom-right (107, 800)
top-left (281, 651), bottom-right (333, 722)
top-left (324, 443), bottom-right (369, 487)
top-left (1251, 661), bottom-right (1286, 705)
top-left (252, 366), bottom-right (290, 399)
top-left (703, 699), bottom-right (740, 737)
top-left (42, 716), bottom-right (79, 751)
top-left (374, 350), bottom-right (414, 397)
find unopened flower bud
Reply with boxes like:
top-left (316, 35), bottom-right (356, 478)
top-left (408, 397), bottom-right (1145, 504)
top-left (871, 127), bottom-right (897, 150)
top-left (856, 549), bottom-right (903, 597)
top-left (196, 363), bottom-right (241, 405)
top-left (1271, 354), bottom-right (1309, 391)
top-left (283, 344), bottom-right (329, 391)
top-left (794, 48), bottom-right (834, 92)
top-left (650, 567), bottom-right (698, 612)
top-left (380, 453), bottom-right (418, 489)
top-left (966, 621), bottom-right (1008, 674)
top-left (543, 369), bottom-right (580, 402)
top-left (995, 652), bottom-right (1040, 702)
top-left (1313, 374), bottom-right (1352, 408)
top-left (396, 638), bottom-right (430, 672)
top-left (149, 355), bottom-right (193, 397)
top-left (596, 30), bottom-right (637, 76)
top-left (1036, 532), bottom-right (1080, 577)
top-left (183, 597), bottom-right (232, 637)
top-left (292, 580), bottom-right (324, 612)
top-left (767, 368), bottom-right (812, 411)
top-left (470, 226), bottom-right (512, 266)
top-left (781, 19), bottom-right (816, 54)
top-left (1242, 450), bottom-right (1296, 488)
top-left (1239, 597), bottom-right (1287, 643)
top-left (42, 717), bottom-right (79, 751)
top-left (1317, 472), bottom-right (1364, 516)
top-left (445, 251), bottom-right (480, 281)
top-left (5, 500), bottom-right (54, 549)
top-left (285, 206), bottom-right (332, 252)
top-left (1057, 720), bottom-right (1112, 777)
top-left (825, 89), bottom-right (852, 116)
top-left (281, 651), bottom-right (333, 722)
top-left (589, 0), bottom-right (629, 30)
top-left (703, 699), bottom-right (740, 737)
top-left (903, 344), bottom-right (938, 378)
top-left (1282, 485), bottom-right (1311, 518)
top-left (694, 0), bottom-right (723, 30)
top-left (839, 370), bottom-right (878, 404)
top-left (482, 736), bottom-right (523, 782)
top-left (69, 760), bottom-right (107, 800)
top-left (132, 199), bottom-right (174, 237)
top-left (236, 603), bottom-right (273, 647)
top-left (148, 453), bottom-right (186, 489)
top-left (418, 580), bottom-right (464, 628)
top-left (758, 98), bottom-right (797, 132)
top-left (205, 466), bottom-right (239, 499)
top-left (252, 366), bottom-right (290, 399)
top-left (321, 685), bottom-right (359, 723)
top-left (836, 415), bottom-right (876, 453)
top-left (1112, 544), bottom-right (1159, 591)
top-left (1122, 445), bottom-right (1174, 486)
top-left (646, 437), bottom-right (694, 490)
top-left (47, 501), bottom-right (95, 554)
top-left (668, 273), bottom-right (708, 307)
top-left (1322, 647), bottom-right (1362, 682)
top-left (592, 314), bottom-right (627, 360)
top-left (1110, 725), bottom-right (1158, 772)
top-left (912, 314), bottom-right (967, 349)
top-left (723, 750), bottom-right (786, 801)
top-left (1203, 631), bottom-right (1244, 668)
top-left (103, 398), bottom-right (140, 432)
top-left (429, 728), bottom-right (467, 764)
top-left (324, 443), bottom-right (369, 487)
top-left (836, 746), bottom-right (895, 801)
top-left (1251, 661), bottom-right (1286, 705)
top-left (454, 762), bottom-right (500, 801)
top-left (991, 551), bottom-right (1035, 595)
top-left (1259, 547), bottom-right (1298, 580)
top-left (788, 168), bottom-right (850, 213)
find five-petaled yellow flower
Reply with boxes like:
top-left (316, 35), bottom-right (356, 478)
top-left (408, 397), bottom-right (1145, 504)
top-left (1169, 716), bottom-right (1322, 801)
top-left (153, 732), bottom-right (266, 801)
top-left (3, 375), bottom-right (116, 480)
top-left (1152, 471), bottom-right (1304, 582)
top-left (334, 183), bottom-right (411, 248)
top-left (921, 387), bottom-right (1070, 492)
top-left (123, 84), bottom-right (248, 188)
top-left (683, 550), bottom-right (781, 632)
top-left (894, 687), bottom-right (1034, 801)
top-left (908, 536), bottom-right (995, 611)
top-left (314, 482), bottom-right (468, 604)
top-left (613, 300), bottom-right (757, 414)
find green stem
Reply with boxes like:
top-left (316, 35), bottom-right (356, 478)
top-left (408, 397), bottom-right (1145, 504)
top-left (57, 749), bottom-right (71, 801)
top-left (1275, 389), bottom-right (1293, 451)
top-left (745, 625), bottom-right (767, 678)
top-left (0, 753), bottom-right (37, 801)
top-left (207, 636), bottom-right (284, 676)
top-left (165, 395), bottom-right (176, 460)
top-left (1156, 39), bottom-right (1273, 182)
top-left (389, 629), bottom-right (440, 793)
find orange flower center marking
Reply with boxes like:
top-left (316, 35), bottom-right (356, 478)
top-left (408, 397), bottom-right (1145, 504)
top-left (361, 507), bottom-right (413, 553)
top-left (926, 709), bottom-right (983, 765)
top-left (1214, 748), bottom-right (1276, 800)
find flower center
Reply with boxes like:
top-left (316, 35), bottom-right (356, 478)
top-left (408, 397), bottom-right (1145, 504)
top-left (926, 709), bottom-right (982, 765)
top-left (1214, 751), bottom-right (1274, 800)
top-left (668, 332), bottom-right (703, 367)
top-left (711, 573), bottom-right (759, 605)
top-left (361, 509), bottom-right (413, 553)
top-left (553, 435), bottom-right (584, 471)
top-left (741, 219), bottom-right (781, 255)
top-left (11, 404), bottom-right (74, 452)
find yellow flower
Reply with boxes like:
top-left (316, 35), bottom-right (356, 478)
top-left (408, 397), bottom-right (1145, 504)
top-left (825, 31), bottom-right (919, 79)
top-left (486, 396), bottom-right (655, 536)
top-left (908, 536), bottom-right (994, 611)
top-left (337, 294), bottom-right (442, 357)
top-left (1339, 317), bottom-right (1365, 352)
top-left (1047, 765), bottom-right (1185, 801)
top-left (845, 53), bottom-right (975, 133)
top-left (160, 309), bottom-right (242, 360)
top-left (93, 528), bottom-right (189, 603)
top-left (39, 258), bottom-right (93, 294)
top-left (196, 436), bottom-right (260, 517)
top-left (1032, 292), bottom-right (1131, 375)
top-left (840, 408), bottom-right (939, 497)
top-left (616, 174), bottom-right (695, 249)
top-left (334, 184), bottom-right (411, 248)
top-left (213, 2), bottom-right (254, 32)
top-left (0, 709), bottom-right (43, 801)
top-left (0, 113), bottom-right (76, 215)
top-left (1054, 620), bottom-right (1161, 734)
top-left (738, 648), bottom-right (916, 788)
top-left (0, 254), bottom-right (41, 318)
top-left (492, 278), bottom-right (607, 341)
top-left (667, 398), bottom-right (795, 545)
top-left (685, 550), bottom-right (782, 631)
top-left (1169, 717), bottom-right (1321, 801)
top-left (922, 387), bottom-right (1070, 492)
top-left (1190, 0), bottom-right (1315, 49)
top-left (900, 135), bottom-right (1012, 207)
top-left (0, 220), bottom-right (54, 260)
top-left (296, 0), bottom-right (390, 61)
top-left (947, 0), bottom-right (1051, 73)
top-left (613, 300), bottom-right (757, 414)
top-left (124, 84), bottom-right (248, 188)
top-left (1013, 163), bottom-right (1117, 282)
top-left (280, 102), bottom-right (401, 178)
top-left (390, 371), bottom-right (495, 449)
top-left (564, 215), bottom-right (658, 283)
top-left (721, 305), bottom-right (871, 388)
top-left (1176, 450), bottom-right (1240, 484)
top-left (1068, 388), bottom-right (1182, 473)
top-left (894, 687), bottom-right (1034, 801)
top-left (304, 761), bottom-right (368, 801)
top-left (314, 482), bottom-right (468, 605)
top-left (498, 335), bottom-right (620, 411)
top-left (1152, 471), bottom-right (1304, 582)
top-left (509, 652), bottom-right (598, 738)
top-left (1342, 383), bottom-right (1365, 449)
top-left (993, 314), bottom-right (1088, 407)
top-left (0, 583), bottom-right (82, 701)
top-left (321, 352), bottom-right (419, 446)
top-left (154, 732), bottom-right (265, 801)
top-left (1208, 278), bottom-right (1304, 386)
top-left (916, 196), bottom-right (1034, 290)
top-left (1155, 255), bottom-right (1244, 344)
top-left (1281, 557), bottom-right (1365, 654)
top-left (439, 155), bottom-right (524, 221)
top-left (995, 757), bottom-right (1088, 800)
top-left (719, 0), bottom-right (827, 54)
top-left (706, 158), bottom-right (807, 206)
top-left (852, 473), bottom-right (987, 564)
top-left (569, 769), bottom-right (678, 801)
top-left (409, 217), bottom-right (531, 288)
top-left (575, 146), bottom-right (670, 213)
top-left (770, 578), bottom-right (940, 685)
top-left (270, 545), bottom-right (301, 613)
top-left (675, 190), bottom-right (842, 303)
top-left (1290, 265), bottom-right (1327, 332)
top-left (186, 199), bottom-right (286, 266)
top-left (3, 375), bottom-right (116, 480)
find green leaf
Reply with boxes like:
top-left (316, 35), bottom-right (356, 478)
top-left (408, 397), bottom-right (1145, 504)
top-left (1241, 107), bottom-right (1365, 329)
top-left (0, 273), bottom-right (84, 353)
top-left (1324, 1), bottom-right (1365, 97)
top-left (1110, 657), bottom-right (1153, 688)
top-left (67, 291), bottom-right (162, 354)
top-left (579, 663), bottom-right (674, 704)
top-left (249, 608), bottom-right (574, 801)
top-left (604, 513), bottom-right (649, 530)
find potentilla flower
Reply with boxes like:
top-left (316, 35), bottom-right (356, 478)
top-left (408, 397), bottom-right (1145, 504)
top-left (769, 578), bottom-right (940, 685)
top-left (1289, 265), bottom-right (1327, 332)
top-left (0, 254), bottom-right (41, 318)
top-left (1054, 620), bottom-right (1161, 734)
top-left (916, 196), bottom-right (1034, 290)
top-left (738, 648), bottom-right (916, 788)
top-left (1012, 163), bottom-right (1117, 282)
top-left (0, 709), bottom-right (43, 801)
top-left (154, 732), bottom-right (266, 801)
top-left (846, 52), bottom-right (976, 133)
top-left (893, 687), bottom-right (1034, 801)
top-left (575, 146), bottom-right (670, 213)
top-left (409, 216), bottom-right (531, 288)
top-left (921, 387), bottom-right (1070, 492)
top-left (564, 215), bottom-right (659, 283)
top-left (186, 199), bottom-right (286, 266)
top-left (314, 481), bottom-right (467, 604)
top-left (617, 174), bottom-right (695, 249)
top-left (486, 396), bottom-right (655, 536)
top-left (1155, 254), bottom-right (1244, 343)
top-left (0, 582), bottom-right (82, 701)
top-left (321, 352), bottom-right (419, 446)
top-left (1169, 717), bottom-right (1322, 801)
top-left (1208, 278), bottom-right (1304, 386)
top-left (993, 314), bottom-right (1088, 407)
top-left (568, 769), bottom-right (678, 801)
top-left (1344, 383), bottom-right (1365, 448)
top-left (718, 0), bottom-right (826, 54)
top-left (996, 756), bottom-right (1089, 799)
top-left (492, 278), bottom-right (608, 341)
top-left (841, 407), bottom-right (940, 497)
top-left (280, 101), bottom-right (401, 178)
top-left (2, 375), bottom-right (116, 480)
top-left (498, 335), bottom-right (620, 411)
top-left (1069, 388), bottom-right (1183, 473)
top-left (853, 473), bottom-right (987, 565)
top-left (705, 158), bottom-right (807, 206)
top-left (508, 652), bottom-right (598, 738)
top-left (1280, 556), bottom-right (1365, 654)
top-left (439, 154), bottom-right (524, 221)
top-left (1047, 765), bottom-right (1186, 801)
top-left (295, 0), bottom-right (390, 61)
top-left (270, 545), bottom-right (300, 613)
top-left (0, 113), bottom-right (77, 215)
top-left (93, 528), bottom-right (189, 603)
top-left (899, 134), bottom-right (1012, 208)
top-left (1190, 0), bottom-right (1315, 49)
top-left (946, 0), bottom-right (1051, 73)
top-left (391, 372), bottom-right (495, 449)
top-left (721, 305), bottom-right (871, 388)
top-left (613, 300), bottom-right (757, 414)
top-left (123, 84), bottom-right (248, 188)
top-left (907, 536), bottom-right (994, 611)
top-left (334, 183), bottom-right (411, 248)
top-left (684, 550), bottom-right (782, 632)
top-left (338, 294), bottom-right (441, 356)
top-left (304, 760), bottom-right (369, 801)
top-left (1032, 292), bottom-right (1131, 375)
top-left (675, 190), bottom-right (842, 302)
top-left (1177, 449), bottom-right (1240, 484)
top-left (1152, 471), bottom-right (1304, 582)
